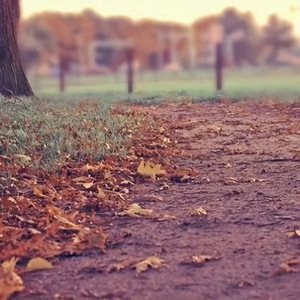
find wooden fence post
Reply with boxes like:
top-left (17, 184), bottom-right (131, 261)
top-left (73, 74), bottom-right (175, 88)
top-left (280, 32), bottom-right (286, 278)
top-left (126, 48), bottom-right (134, 94)
top-left (59, 53), bottom-right (66, 92)
top-left (215, 43), bottom-right (223, 91)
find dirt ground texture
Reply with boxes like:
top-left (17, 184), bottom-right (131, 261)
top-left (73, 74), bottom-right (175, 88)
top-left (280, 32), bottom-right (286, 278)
top-left (12, 100), bottom-right (300, 300)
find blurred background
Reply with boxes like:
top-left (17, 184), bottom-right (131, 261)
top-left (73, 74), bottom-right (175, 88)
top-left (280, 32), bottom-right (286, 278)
top-left (19, 0), bottom-right (300, 99)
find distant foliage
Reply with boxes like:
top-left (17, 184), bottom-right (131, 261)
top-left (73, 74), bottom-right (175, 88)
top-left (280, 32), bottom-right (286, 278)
top-left (18, 8), bottom-right (298, 72)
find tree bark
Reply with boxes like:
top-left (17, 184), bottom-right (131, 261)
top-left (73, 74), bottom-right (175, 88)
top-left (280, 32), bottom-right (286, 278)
top-left (0, 0), bottom-right (33, 97)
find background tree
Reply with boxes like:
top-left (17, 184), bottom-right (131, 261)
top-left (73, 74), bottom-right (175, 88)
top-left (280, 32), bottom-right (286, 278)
top-left (221, 8), bottom-right (260, 66)
top-left (262, 14), bottom-right (296, 64)
top-left (0, 0), bottom-right (33, 96)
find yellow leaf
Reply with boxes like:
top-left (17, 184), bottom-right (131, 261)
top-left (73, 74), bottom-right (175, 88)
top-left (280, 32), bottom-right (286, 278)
top-left (96, 186), bottom-right (106, 199)
top-left (287, 230), bottom-right (300, 238)
top-left (158, 127), bottom-right (165, 134)
top-left (104, 171), bottom-right (112, 180)
top-left (82, 181), bottom-right (94, 189)
top-left (118, 203), bottom-right (153, 218)
top-left (279, 263), bottom-right (293, 273)
top-left (13, 154), bottom-right (31, 164)
top-left (157, 214), bottom-right (177, 221)
top-left (33, 186), bottom-right (46, 198)
top-left (133, 256), bottom-right (165, 273)
top-left (26, 257), bottom-right (53, 272)
top-left (192, 255), bottom-right (213, 265)
top-left (287, 231), bottom-right (296, 238)
top-left (0, 257), bottom-right (24, 300)
top-left (107, 260), bottom-right (131, 272)
top-left (137, 161), bottom-right (167, 176)
top-left (72, 176), bottom-right (94, 183)
top-left (191, 207), bottom-right (207, 216)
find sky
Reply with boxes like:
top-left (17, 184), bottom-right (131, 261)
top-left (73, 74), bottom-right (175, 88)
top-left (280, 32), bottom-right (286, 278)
top-left (22, 0), bottom-right (300, 33)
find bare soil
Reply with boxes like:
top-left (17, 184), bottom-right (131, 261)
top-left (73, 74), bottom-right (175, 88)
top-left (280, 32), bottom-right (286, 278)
top-left (13, 101), bottom-right (300, 300)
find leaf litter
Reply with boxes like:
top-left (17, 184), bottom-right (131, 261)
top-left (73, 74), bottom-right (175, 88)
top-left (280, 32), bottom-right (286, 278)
top-left (0, 102), bottom-right (195, 299)
top-left (4, 100), bottom-right (300, 299)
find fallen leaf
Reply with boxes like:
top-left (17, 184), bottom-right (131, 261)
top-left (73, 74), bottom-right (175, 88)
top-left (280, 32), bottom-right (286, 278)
top-left (1, 197), bottom-right (17, 210)
top-left (279, 263), bottom-right (295, 273)
top-left (192, 255), bottom-right (213, 265)
top-left (72, 176), bottom-right (94, 183)
top-left (132, 256), bottom-right (165, 273)
top-left (26, 257), bottom-right (53, 272)
top-left (158, 182), bottom-right (170, 190)
top-left (137, 161), bottom-right (167, 176)
top-left (157, 214), bottom-right (177, 221)
top-left (179, 175), bottom-right (194, 183)
top-left (222, 177), bottom-right (239, 185)
top-left (82, 181), bottom-right (94, 189)
top-left (191, 207), bottom-right (207, 216)
top-left (12, 154), bottom-right (31, 164)
top-left (285, 258), bottom-right (300, 266)
top-left (247, 178), bottom-right (267, 183)
top-left (96, 186), bottom-right (106, 199)
top-left (107, 259), bottom-right (132, 272)
top-left (0, 257), bottom-right (24, 300)
top-left (118, 204), bottom-right (153, 218)
top-left (33, 186), bottom-right (46, 198)
top-left (287, 230), bottom-right (300, 238)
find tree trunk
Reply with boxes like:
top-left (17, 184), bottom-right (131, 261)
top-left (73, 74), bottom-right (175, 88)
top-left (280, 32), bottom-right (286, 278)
top-left (0, 0), bottom-right (33, 97)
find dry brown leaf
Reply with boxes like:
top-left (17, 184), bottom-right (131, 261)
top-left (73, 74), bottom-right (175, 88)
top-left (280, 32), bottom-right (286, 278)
top-left (287, 230), bottom-right (300, 238)
top-left (96, 186), bottom-right (106, 199)
top-left (285, 258), bottom-right (300, 266)
top-left (247, 178), bottom-right (267, 183)
top-left (286, 231), bottom-right (295, 238)
top-left (26, 257), bottom-right (53, 272)
top-left (118, 204), bottom-right (153, 218)
top-left (192, 255), bottom-right (213, 265)
top-left (279, 263), bottom-right (295, 273)
top-left (106, 259), bottom-right (132, 272)
top-left (72, 176), bottom-right (95, 183)
top-left (0, 257), bottom-right (24, 300)
top-left (120, 180), bottom-right (135, 186)
top-left (33, 186), bottom-right (46, 198)
top-left (82, 181), bottom-right (94, 189)
top-left (179, 175), bottom-right (194, 183)
top-left (104, 171), bottom-right (112, 180)
top-left (225, 163), bottom-right (233, 168)
top-left (191, 207), bottom-right (207, 216)
top-left (207, 126), bottom-right (222, 134)
top-left (12, 154), bottom-right (31, 164)
top-left (137, 161), bottom-right (167, 176)
top-left (158, 182), bottom-right (170, 190)
top-left (1, 197), bottom-right (17, 210)
top-left (290, 149), bottom-right (300, 154)
top-left (157, 214), bottom-right (177, 221)
top-left (222, 177), bottom-right (239, 185)
top-left (132, 256), bottom-right (165, 273)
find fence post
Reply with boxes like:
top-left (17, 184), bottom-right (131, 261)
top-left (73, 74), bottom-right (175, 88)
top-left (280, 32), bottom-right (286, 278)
top-left (126, 48), bottom-right (134, 94)
top-left (215, 43), bottom-right (223, 91)
top-left (59, 54), bottom-right (66, 92)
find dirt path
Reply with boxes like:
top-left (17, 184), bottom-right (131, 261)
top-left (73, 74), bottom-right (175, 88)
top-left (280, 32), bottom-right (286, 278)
top-left (13, 101), bottom-right (300, 300)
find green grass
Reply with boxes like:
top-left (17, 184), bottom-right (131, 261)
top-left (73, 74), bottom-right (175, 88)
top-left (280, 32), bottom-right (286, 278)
top-left (5, 65), bottom-right (298, 169)
top-left (0, 97), bottom-right (143, 169)
top-left (31, 66), bottom-right (300, 103)
top-left (2, 65), bottom-right (300, 170)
